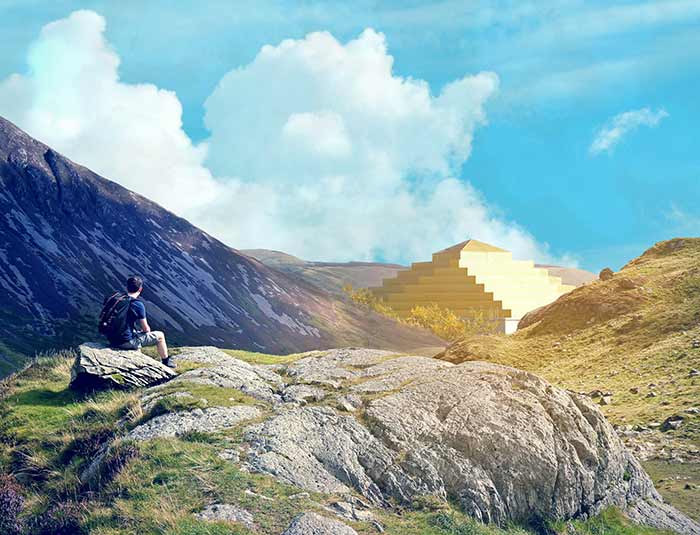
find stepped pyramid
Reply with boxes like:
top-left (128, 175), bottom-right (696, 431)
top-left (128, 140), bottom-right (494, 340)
top-left (370, 240), bottom-right (576, 334)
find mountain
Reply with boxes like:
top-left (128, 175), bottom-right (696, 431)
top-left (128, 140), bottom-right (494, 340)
top-left (241, 249), bottom-right (407, 294)
top-left (243, 249), bottom-right (597, 295)
top-left (0, 116), bottom-right (441, 374)
top-left (438, 238), bottom-right (700, 521)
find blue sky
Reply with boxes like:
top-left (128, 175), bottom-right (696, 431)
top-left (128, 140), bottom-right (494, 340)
top-left (1, 0), bottom-right (698, 271)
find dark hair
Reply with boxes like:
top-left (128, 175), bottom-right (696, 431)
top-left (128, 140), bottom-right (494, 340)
top-left (126, 276), bottom-right (143, 293)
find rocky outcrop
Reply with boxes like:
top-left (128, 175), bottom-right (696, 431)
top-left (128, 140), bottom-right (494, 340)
top-left (281, 512), bottom-right (357, 535)
top-left (127, 406), bottom-right (261, 441)
top-left (70, 343), bottom-right (176, 389)
top-left (91, 346), bottom-right (699, 534)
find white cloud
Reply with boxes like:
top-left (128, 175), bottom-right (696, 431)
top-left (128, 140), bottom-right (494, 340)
top-left (0, 10), bottom-right (224, 215)
top-left (0, 10), bottom-right (569, 266)
top-left (589, 107), bottom-right (668, 155)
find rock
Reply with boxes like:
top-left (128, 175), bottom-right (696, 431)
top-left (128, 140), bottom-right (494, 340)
top-left (692, 340), bottom-right (700, 349)
top-left (327, 499), bottom-right (375, 522)
top-left (646, 391), bottom-right (658, 398)
top-left (336, 394), bottom-right (363, 412)
top-left (218, 449), bottom-right (240, 463)
top-left (196, 503), bottom-right (254, 529)
top-left (241, 351), bottom-right (699, 532)
top-left (599, 267), bottom-right (614, 281)
top-left (684, 407), bottom-right (700, 415)
top-left (689, 369), bottom-right (700, 378)
top-left (629, 387), bottom-right (639, 394)
top-left (70, 343), bottom-right (176, 390)
top-left (599, 395), bottom-right (612, 406)
top-left (281, 512), bottom-right (357, 535)
top-left (171, 346), bottom-right (283, 403)
top-left (127, 406), bottom-right (261, 440)
top-left (282, 384), bottom-right (326, 404)
top-left (661, 415), bottom-right (685, 432)
top-left (588, 389), bottom-right (604, 398)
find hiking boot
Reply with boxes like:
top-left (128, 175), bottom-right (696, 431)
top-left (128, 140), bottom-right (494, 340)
top-left (163, 357), bottom-right (177, 370)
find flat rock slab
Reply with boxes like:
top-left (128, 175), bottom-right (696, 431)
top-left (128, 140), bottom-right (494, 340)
top-left (172, 346), bottom-right (283, 403)
top-left (281, 512), bottom-right (357, 535)
top-left (70, 343), bottom-right (176, 390)
top-left (128, 406), bottom-right (261, 441)
top-left (196, 503), bottom-right (255, 529)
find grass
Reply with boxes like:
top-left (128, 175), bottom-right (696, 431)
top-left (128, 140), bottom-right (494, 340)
top-left (550, 507), bottom-right (676, 534)
top-left (0, 348), bottom-right (684, 534)
top-left (644, 460), bottom-right (700, 521)
top-left (221, 348), bottom-right (310, 366)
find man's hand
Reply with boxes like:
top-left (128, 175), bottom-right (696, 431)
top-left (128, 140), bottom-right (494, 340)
top-left (138, 318), bottom-right (151, 333)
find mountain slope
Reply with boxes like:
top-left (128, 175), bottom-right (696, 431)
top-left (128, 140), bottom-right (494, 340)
top-left (438, 238), bottom-right (700, 520)
top-left (242, 249), bottom-right (408, 295)
top-left (243, 249), bottom-right (597, 295)
top-left (0, 116), bottom-right (441, 372)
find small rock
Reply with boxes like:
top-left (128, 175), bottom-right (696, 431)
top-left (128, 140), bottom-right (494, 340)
top-left (599, 267), bottom-right (614, 281)
top-left (289, 492), bottom-right (310, 500)
top-left (689, 369), bottom-right (700, 378)
top-left (683, 407), bottom-right (700, 415)
top-left (629, 387), bottom-right (640, 394)
top-left (281, 512), bottom-right (358, 535)
top-left (282, 384), bottom-right (327, 405)
top-left (218, 449), bottom-right (240, 463)
top-left (244, 489), bottom-right (273, 501)
top-left (661, 415), bottom-right (685, 432)
top-left (336, 394), bottom-right (363, 412)
top-left (599, 396), bottom-right (612, 406)
top-left (692, 340), bottom-right (700, 349)
top-left (197, 503), bottom-right (254, 529)
top-left (646, 391), bottom-right (658, 398)
top-left (588, 389), bottom-right (604, 398)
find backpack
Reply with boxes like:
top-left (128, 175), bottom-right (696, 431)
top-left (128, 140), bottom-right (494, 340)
top-left (98, 292), bottom-right (132, 345)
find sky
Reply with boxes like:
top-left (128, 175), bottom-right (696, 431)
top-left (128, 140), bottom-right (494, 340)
top-left (0, 0), bottom-right (698, 272)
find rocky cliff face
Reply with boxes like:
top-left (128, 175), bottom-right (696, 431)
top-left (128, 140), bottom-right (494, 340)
top-left (81, 346), bottom-right (699, 534)
top-left (0, 116), bottom-right (441, 369)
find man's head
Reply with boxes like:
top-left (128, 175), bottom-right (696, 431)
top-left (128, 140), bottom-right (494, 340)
top-left (126, 275), bottom-right (143, 296)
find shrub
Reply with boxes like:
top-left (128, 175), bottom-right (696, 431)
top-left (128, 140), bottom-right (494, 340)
top-left (343, 284), bottom-right (500, 341)
top-left (28, 501), bottom-right (87, 535)
top-left (0, 473), bottom-right (25, 535)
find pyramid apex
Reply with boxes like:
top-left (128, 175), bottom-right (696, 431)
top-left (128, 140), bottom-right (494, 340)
top-left (436, 239), bottom-right (509, 255)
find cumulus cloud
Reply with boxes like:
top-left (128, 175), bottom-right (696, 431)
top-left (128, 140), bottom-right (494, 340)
top-left (0, 10), bottom-right (567, 265)
top-left (589, 107), bottom-right (668, 155)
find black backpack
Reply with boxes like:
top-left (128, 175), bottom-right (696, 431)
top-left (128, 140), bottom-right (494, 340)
top-left (98, 292), bottom-right (132, 345)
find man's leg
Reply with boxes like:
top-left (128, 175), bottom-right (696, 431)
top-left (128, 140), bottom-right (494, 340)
top-left (139, 331), bottom-right (170, 364)
top-left (155, 331), bottom-right (168, 361)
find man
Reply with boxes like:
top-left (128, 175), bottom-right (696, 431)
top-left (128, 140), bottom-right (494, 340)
top-left (116, 275), bottom-right (175, 369)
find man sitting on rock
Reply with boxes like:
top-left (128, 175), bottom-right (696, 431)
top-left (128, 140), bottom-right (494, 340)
top-left (101, 275), bottom-right (175, 369)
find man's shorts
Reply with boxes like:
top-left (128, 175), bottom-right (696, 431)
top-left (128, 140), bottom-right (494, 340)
top-left (118, 331), bottom-right (163, 350)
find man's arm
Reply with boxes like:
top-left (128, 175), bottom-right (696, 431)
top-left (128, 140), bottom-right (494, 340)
top-left (138, 318), bottom-right (151, 333)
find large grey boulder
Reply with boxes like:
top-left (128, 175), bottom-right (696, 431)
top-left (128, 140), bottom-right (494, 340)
top-left (281, 512), bottom-right (357, 535)
top-left (70, 343), bottom-right (176, 389)
top-left (243, 350), bottom-right (700, 535)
